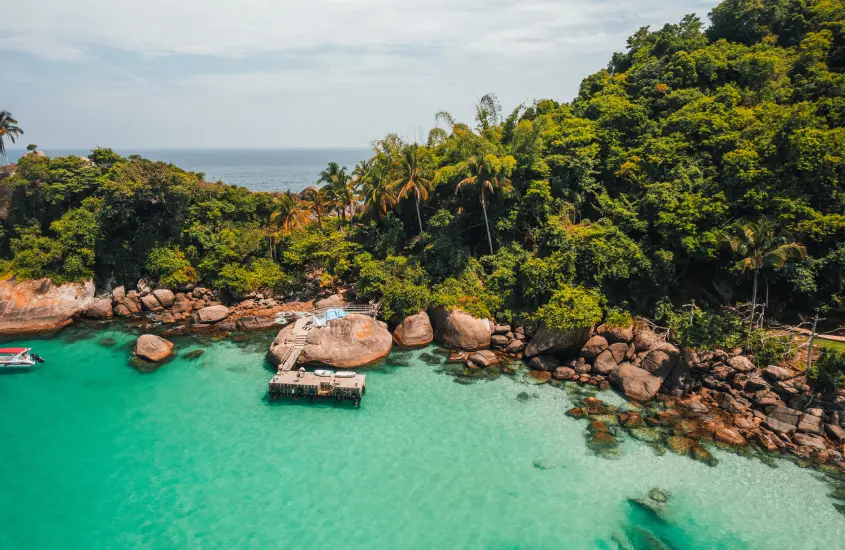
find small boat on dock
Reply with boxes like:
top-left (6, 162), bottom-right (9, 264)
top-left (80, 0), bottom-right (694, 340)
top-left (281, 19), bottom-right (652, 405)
top-left (314, 369), bottom-right (334, 377)
top-left (0, 348), bottom-right (44, 369)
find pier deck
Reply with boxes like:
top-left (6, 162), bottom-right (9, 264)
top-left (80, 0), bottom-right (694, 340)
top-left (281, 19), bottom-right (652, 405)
top-left (268, 371), bottom-right (366, 405)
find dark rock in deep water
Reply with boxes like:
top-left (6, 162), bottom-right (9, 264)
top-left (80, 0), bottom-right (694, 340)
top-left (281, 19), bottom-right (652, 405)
top-left (182, 349), bottom-right (205, 361)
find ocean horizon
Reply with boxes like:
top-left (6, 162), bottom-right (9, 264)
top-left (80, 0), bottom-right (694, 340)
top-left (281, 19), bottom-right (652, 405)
top-left (4, 147), bottom-right (373, 193)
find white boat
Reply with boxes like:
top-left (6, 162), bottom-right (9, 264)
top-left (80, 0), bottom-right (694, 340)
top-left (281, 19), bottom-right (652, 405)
top-left (334, 371), bottom-right (356, 378)
top-left (0, 348), bottom-right (44, 369)
top-left (314, 369), bottom-right (334, 377)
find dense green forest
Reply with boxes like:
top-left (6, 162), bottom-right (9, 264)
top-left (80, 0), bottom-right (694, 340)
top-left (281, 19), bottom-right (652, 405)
top-left (2, 0), bottom-right (845, 331)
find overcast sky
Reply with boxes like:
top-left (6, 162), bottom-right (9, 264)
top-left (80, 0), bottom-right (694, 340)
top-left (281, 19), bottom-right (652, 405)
top-left (1, 0), bottom-right (717, 149)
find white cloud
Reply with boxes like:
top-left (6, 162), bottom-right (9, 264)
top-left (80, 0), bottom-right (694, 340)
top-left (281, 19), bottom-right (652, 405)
top-left (1, 0), bottom-right (715, 59)
top-left (0, 0), bottom-right (719, 148)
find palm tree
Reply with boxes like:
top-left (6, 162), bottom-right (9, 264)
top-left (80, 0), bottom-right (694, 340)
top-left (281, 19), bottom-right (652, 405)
top-left (360, 165), bottom-right (396, 220)
top-left (318, 162), bottom-right (355, 224)
top-left (455, 154), bottom-right (512, 255)
top-left (301, 186), bottom-right (332, 228)
top-left (270, 191), bottom-right (310, 234)
top-left (722, 219), bottom-right (806, 343)
top-left (0, 111), bottom-right (24, 164)
top-left (391, 144), bottom-right (433, 234)
top-left (351, 159), bottom-right (373, 189)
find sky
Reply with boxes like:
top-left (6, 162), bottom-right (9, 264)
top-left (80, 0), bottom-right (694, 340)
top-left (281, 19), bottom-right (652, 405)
top-left (1, 0), bottom-right (718, 149)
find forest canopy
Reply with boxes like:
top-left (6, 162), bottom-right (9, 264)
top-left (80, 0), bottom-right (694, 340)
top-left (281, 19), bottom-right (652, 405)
top-left (2, 0), bottom-right (845, 328)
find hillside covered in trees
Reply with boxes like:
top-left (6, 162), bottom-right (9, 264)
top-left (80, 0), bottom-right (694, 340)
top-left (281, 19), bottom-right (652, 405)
top-left (2, 0), bottom-right (845, 334)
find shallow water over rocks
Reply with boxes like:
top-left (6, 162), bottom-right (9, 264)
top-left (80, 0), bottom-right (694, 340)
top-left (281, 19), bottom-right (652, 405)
top-left (1, 326), bottom-right (845, 548)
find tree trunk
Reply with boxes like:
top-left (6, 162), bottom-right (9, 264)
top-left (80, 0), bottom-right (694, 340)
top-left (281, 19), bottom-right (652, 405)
top-left (415, 192), bottom-right (424, 235)
top-left (747, 269), bottom-right (759, 350)
top-left (482, 190), bottom-right (494, 255)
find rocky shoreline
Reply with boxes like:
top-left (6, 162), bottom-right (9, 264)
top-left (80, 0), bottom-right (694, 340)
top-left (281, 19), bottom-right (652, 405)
top-left (3, 276), bottom-right (845, 471)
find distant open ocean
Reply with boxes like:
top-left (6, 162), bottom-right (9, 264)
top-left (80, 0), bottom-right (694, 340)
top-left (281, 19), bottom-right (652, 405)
top-left (5, 148), bottom-right (372, 193)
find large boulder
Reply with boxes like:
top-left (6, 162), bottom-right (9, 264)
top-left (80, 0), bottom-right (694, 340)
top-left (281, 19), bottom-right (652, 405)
top-left (581, 335), bottom-right (608, 359)
top-left (524, 325), bottom-right (592, 358)
top-left (593, 349), bottom-right (618, 375)
top-left (140, 293), bottom-right (163, 312)
top-left (529, 355), bottom-right (560, 372)
top-left (609, 363), bottom-right (662, 402)
top-left (197, 305), bottom-right (229, 323)
top-left (85, 298), bottom-right (114, 320)
top-left (393, 311), bottom-right (434, 348)
top-left (112, 285), bottom-right (126, 304)
top-left (269, 313), bottom-right (392, 368)
top-left (596, 323), bottom-right (633, 344)
top-left (763, 365), bottom-right (793, 382)
top-left (134, 334), bottom-right (174, 362)
top-left (430, 307), bottom-right (492, 351)
top-left (727, 355), bottom-right (756, 374)
top-left (0, 278), bottom-right (95, 335)
top-left (152, 289), bottom-right (175, 308)
top-left (469, 350), bottom-right (499, 368)
top-left (640, 344), bottom-right (680, 379)
top-left (315, 294), bottom-right (345, 309)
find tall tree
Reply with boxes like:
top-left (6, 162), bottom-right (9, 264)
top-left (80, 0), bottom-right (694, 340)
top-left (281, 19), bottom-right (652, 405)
top-left (318, 162), bottom-right (354, 224)
top-left (360, 165), bottom-right (396, 220)
top-left (0, 111), bottom-right (24, 164)
top-left (722, 219), bottom-right (806, 342)
top-left (455, 154), bottom-right (515, 255)
top-left (269, 191), bottom-right (310, 234)
top-left (301, 186), bottom-right (332, 228)
top-left (391, 144), bottom-right (433, 235)
top-left (351, 159), bottom-right (373, 189)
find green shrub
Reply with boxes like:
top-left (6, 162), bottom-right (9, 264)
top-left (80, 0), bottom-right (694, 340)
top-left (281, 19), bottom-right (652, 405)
top-left (809, 348), bottom-right (845, 395)
top-left (356, 254), bottom-right (431, 321)
top-left (432, 264), bottom-right (502, 320)
top-left (656, 301), bottom-right (744, 351)
top-left (9, 226), bottom-right (62, 280)
top-left (535, 285), bottom-right (604, 333)
top-left (146, 246), bottom-right (198, 288)
top-left (216, 258), bottom-right (289, 295)
top-left (748, 329), bottom-right (790, 367)
top-left (605, 308), bottom-right (633, 329)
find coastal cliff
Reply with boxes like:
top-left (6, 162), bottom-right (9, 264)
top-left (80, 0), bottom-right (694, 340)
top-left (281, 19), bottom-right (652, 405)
top-left (0, 277), bottom-right (95, 336)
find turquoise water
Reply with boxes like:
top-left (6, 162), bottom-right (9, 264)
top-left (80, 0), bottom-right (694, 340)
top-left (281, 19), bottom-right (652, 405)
top-left (2, 326), bottom-right (844, 549)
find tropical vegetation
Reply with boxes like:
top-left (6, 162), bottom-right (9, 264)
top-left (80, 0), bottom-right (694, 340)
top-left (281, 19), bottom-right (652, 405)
top-left (3, 0), bottom-right (845, 335)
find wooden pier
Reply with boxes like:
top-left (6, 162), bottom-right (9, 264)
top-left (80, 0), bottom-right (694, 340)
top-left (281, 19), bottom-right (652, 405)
top-left (268, 371), bottom-right (366, 405)
top-left (268, 303), bottom-right (377, 405)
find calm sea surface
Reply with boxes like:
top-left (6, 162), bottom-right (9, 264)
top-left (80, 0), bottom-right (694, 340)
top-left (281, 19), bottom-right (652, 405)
top-left (1, 325), bottom-right (844, 549)
top-left (5, 148), bottom-right (372, 193)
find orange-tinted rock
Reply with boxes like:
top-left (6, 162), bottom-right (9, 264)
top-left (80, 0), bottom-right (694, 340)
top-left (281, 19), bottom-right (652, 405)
top-left (269, 313), bottom-right (392, 368)
top-left (134, 334), bottom-right (174, 362)
top-left (430, 307), bottom-right (492, 351)
top-left (85, 298), bottom-right (113, 319)
top-left (528, 370), bottom-right (552, 383)
top-left (715, 427), bottom-right (748, 447)
top-left (0, 277), bottom-right (95, 335)
top-left (619, 412), bottom-right (645, 428)
top-left (566, 407), bottom-right (587, 418)
top-left (393, 311), bottom-right (434, 348)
